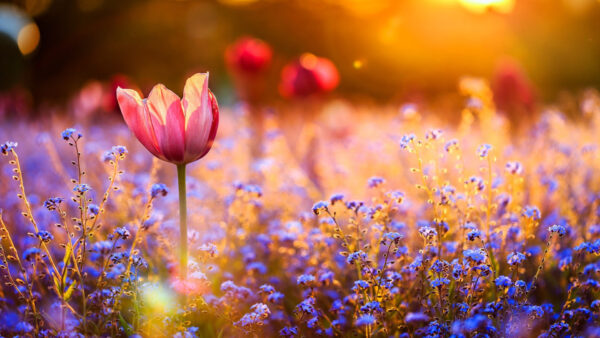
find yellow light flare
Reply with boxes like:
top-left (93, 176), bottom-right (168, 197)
top-left (458, 0), bottom-right (515, 13)
top-left (300, 53), bottom-right (318, 69)
top-left (17, 22), bottom-right (40, 55)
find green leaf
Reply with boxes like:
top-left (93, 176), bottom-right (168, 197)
top-left (53, 274), bottom-right (62, 297)
top-left (63, 280), bottom-right (78, 302)
top-left (61, 244), bottom-right (73, 285)
top-left (119, 313), bottom-right (133, 336)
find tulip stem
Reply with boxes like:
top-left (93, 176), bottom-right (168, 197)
top-left (177, 164), bottom-right (188, 281)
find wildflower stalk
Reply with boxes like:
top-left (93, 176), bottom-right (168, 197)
top-left (177, 163), bottom-right (188, 281)
top-left (72, 138), bottom-right (89, 331)
top-left (0, 212), bottom-right (39, 332)
top-left (526, 234), bottom-right (553, 300)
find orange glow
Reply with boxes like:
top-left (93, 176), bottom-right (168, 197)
top-left (299, 53), bottom-right (318, 69)
top-left (458, 0), bottom-right (515, 13)
top-left (17, 22), bottom-right (40, 55)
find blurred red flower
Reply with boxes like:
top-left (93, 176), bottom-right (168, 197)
top-left (279, 53), bottom-right (339, 98)
top-left (225, 36), bottom-right (273, 75)
top-left (492, 59), bottom-right (536, 118)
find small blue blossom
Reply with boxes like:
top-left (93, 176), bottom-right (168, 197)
top-left (0, 141), bottom-right (17, 155)
top-left (352, 280), bottom-right (370, 292)
top-left (430, 278), bottom-right (450, 288)
top-left (43, 197), bottom-right (64, 211)
top-left (360, 301), bottom-right (383, 313)
top-left (279, 326), bottom-right (298, 337)
top-left (495, 275), bottom-right (512, 288)
top-left (507, 252), bottom-right (526, 265)
top-left (467, 229), bottom-right (482, 241)
top-left (418, 226), bottom-right (437, 241)
top-left (355, 314), bottom-right (376, 326)
top-left (61, 128), bottom-right (82, 140)
top-left (151, 183), bottom-right (168, 198)
top-left (22, 247), bottom-right (40, 261)
top-left (478, 144), bottom-right (492, 158)
top-left (523, 206), bottom-right (541, 220)
top-left (312, 200), bottom-right (329, 215)
top-left (347, 250), bottom-right (367, 265)
top-left (73, 184), bottom-right (92, 194)
top-left (37, 230), bottom-right (54, 243)
top-left (367, 176), bottom-right (385, 188)
top-left (297, 274), bottom-right (315, 286)
top-left (329, 193), bottom-right (344, 204)
top-left (258, 284), bottom-right (275, 295)
top-left (549, 224), bottom-right (567, 237)
top-left (88, 204), bottom-right (100, 216)
top-left (114, 227), bottom-right (130, 239)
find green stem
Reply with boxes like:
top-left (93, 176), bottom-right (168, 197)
top-left (177, 164), bottom-right (188, 280)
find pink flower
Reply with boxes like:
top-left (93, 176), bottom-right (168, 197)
top-left (116, 73), bottom-right (219, 164)
top-left (225, 36), bottom-right (272, 75)
top-left (279, 53), bottom-right (339, 98)
top-left (170, 271), bottom-right (210, 296)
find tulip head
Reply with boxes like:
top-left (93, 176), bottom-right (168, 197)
top-left (225, 36), bottom-right (272, 75)
top-left (279, 53), bottom-right (339, 98)
top-left (116, 73), bottom-right (219, 165)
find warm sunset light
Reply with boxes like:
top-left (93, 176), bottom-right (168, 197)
top-left (0, 0), bottom-right (599, 337)
top-left (458, 0), bottom-right (515, 13)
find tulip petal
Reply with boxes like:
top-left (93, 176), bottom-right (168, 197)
top-left (116, 87), bottom-right (162, 159)
top-left (182, 73), bottom-right (218, 162)
top-left (146, 84), bottom-right (186, 163)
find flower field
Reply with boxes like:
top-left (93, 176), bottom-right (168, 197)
top-left (1, 78), bottom-right (599, 337)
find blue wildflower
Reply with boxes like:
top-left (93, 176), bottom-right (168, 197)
top-left (297, 274), bottom-right (315, 286)
top-left (329, 193), bottom-right (344, 204)
top-left (150, 183), bottom-right (168, 198)
top-left (88, 203), bottom-right (100, 216)
top-left (312, 201), bottom-right (329, 215)
top-left (43, 197), bottom-right (64, 210)
top-left (431, 278), bottom-right (450, 288)
top-left (352, 280), bottom-right (370, 292)
top-left (347, 250), bottom-right (367, 265)
top-left (37, 230), bottom-right (53, 242)
top-left (22, 247), bottom-right (40, 261)
top-left (360, 301), bottom-right (383, 313)
top-left (495, 275), bottom-right (512, 288)
top-left (355, 314), bottom-right (376, 326)
top-left (0, 141), bottom-right (17, 155)
top-left (477, 144), bottom-right (492, 158)
top-left (73, 184), bottom-right (91, 194)
top-left (114, 227), bottom-right (130, 239)
top-left (279, 326), bottom-right (298, 337)
top-left (507, 252), bottom-right (526, 265)
top-left (61, 128), bottom-right (82, 140)
top-left (549, 224), bottom-right (567, 237)
top-left (367, 176), bottom-right (385, 188)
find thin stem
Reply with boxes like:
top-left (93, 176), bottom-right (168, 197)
top-left (177, 164), bottom-right (188, 280)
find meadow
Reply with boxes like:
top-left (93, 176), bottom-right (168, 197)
top-left (0, 77), bottom-right (598, 337)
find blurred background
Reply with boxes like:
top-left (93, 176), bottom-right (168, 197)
top-left (1, 0), bottom-right (599, 111)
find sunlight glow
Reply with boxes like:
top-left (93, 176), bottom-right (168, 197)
top-left (458, 0), bottom-right (515, 13)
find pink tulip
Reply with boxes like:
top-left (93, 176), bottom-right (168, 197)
top-left (117, 73), bottom-right (219, 288)
top-left (279, 53), bottom-right (339, 98)
top-left (116, 73), bottom-right (219, 164)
